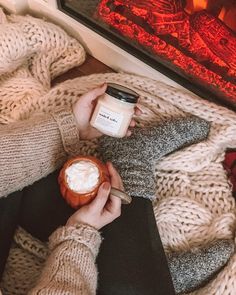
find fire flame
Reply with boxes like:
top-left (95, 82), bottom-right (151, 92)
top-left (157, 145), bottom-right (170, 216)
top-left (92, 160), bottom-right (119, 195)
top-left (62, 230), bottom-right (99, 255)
top-left (97, 0), bottom-right (236, 105)
top-left (185, 0), bottom-right (208, 14)
top-left (185, 0), bottom-right (236, 32)
top-left (220, 6), bottom-right (236, 32)
top-left (218, 7), bottom-right (227, 21)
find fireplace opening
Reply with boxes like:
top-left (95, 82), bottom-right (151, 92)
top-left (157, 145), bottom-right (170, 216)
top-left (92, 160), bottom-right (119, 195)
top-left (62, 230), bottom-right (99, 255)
top-left (58, 0), bottom-right (236, 110)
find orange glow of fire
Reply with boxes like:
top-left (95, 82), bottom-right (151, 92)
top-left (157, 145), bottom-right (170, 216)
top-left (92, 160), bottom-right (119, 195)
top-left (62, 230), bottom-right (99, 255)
top-left (185, 0), bottom-right (208, 14)
top-left (220, 7), bottom-right (236, 32)
top-left (218, 7), bottom-right (226, 21)
top-left (185, 0), bottom-right (236, 33)
top-left (97, 0), bottom-right (236, 105)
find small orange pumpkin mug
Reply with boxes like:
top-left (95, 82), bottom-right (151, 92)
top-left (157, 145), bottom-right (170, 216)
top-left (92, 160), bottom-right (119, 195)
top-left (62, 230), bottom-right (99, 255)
top-left (58, 155), bottom-right (110, 209)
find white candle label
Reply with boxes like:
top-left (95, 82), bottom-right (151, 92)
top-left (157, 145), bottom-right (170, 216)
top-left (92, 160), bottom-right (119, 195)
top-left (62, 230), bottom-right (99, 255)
top-left (94, 106), bottom-right (123, 134)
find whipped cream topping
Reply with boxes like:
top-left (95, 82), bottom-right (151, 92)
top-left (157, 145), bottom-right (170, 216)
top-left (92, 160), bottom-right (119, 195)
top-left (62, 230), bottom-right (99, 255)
top-left (65, 161), bottom-right (100, 193)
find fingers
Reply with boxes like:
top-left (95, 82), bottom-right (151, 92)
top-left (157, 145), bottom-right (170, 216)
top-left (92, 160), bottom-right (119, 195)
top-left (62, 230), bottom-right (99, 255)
top-left (129, 119), bottom-right (136, 127)
top-left (106, 162), bottom-right (123, 212)
top-left (89, 182), bottom-right (111, 211)
top-left (126, 130), bottom-right (132, 137)
top-left (91, 83), bottom-right (107, 99)
top-left (129, 107), bottom-right (142, 128)
top-left (81, 83), bottom-right (107, 104)
top-left (105, 195), bottom-right (121, 217)
top-left (106, 162), bottom-right (123, 190)
top-left (126, 119), bottom-right (135, 137)
top-left (126, 107), bottom-right (142, 137)
top-left (134, 106), bottom-right (142, 116)
top-left (83, 125), bottom-right (103, 140)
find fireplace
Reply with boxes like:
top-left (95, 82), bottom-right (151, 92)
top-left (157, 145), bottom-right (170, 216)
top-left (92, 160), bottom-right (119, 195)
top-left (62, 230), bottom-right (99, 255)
top-left (57, 0), bottom-right (236, 111)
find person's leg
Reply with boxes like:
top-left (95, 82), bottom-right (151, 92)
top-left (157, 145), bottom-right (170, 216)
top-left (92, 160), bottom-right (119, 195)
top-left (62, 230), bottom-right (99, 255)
top-left (0, 191), bottom-right (22, 278)
top-left (19, 170), bottom-right (74, 241)
top-left (18, 171), bottom-right (174, 294)
top-left (97, 198), bottom-right (175, 295)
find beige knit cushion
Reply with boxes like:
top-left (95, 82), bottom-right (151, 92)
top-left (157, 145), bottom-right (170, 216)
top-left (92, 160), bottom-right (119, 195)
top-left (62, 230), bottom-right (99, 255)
top-left (1, 8), bottom-right (236, 295)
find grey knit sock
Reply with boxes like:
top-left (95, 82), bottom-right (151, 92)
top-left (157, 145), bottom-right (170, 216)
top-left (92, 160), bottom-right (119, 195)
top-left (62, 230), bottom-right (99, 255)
top-left (99, 115), bottom-right (210, 199)
top-left (167, 239), bottom-right (234, 294)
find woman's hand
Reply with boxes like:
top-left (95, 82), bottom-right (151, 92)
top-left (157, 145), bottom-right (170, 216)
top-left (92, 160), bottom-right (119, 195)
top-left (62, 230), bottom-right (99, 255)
top-left (66, 162), bottom-right (123, 230)
top-left (72, 83), bottom-right (142, 140)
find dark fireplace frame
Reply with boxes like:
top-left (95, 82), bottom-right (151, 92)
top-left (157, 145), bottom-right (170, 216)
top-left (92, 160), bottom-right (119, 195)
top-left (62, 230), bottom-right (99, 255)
top-left (57, 0), bottom-right (236, 111)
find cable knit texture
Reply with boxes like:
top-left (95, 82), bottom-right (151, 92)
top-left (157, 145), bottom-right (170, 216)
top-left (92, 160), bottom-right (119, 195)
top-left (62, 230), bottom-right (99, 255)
top-left (52, 108), bottom-right (80, 156)
top-left (0, 226), bottom-right (101, 295)
top-left (0, 108), bottom-right (80, 198)
top-left (1, 228), bottom-right (48, 295)
top-left (0, 8), bottom-right (236, 295)
top-left (28, 225), bottom-right (101, 295)
top-left (0, 9), bottom-right (85, 124)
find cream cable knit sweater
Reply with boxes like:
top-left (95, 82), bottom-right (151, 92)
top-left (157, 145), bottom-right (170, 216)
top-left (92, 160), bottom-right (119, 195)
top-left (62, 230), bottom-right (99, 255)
top-left (0, 107), bottom-right (101, 295)
top-left (29, 225), bottom-right (101, 295)
top-left (0, 106), bottom-right (102, 295)
top-left (0, 108), bottom-right (80, 198)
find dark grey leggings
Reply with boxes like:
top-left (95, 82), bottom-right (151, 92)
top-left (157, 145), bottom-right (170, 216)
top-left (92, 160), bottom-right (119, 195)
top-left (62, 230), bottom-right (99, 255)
top-left (0, 170), bottom-right (175, 295)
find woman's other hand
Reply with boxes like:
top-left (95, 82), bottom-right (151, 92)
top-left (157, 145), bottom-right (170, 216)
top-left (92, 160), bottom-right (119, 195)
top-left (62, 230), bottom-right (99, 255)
top-left (72, 83), bottom-right (142, 140)
top-left (66, 162), bottom-right (123, 229)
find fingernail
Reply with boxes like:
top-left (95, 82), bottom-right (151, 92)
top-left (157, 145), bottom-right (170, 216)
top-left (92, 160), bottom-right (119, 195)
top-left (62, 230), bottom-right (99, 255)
top-left (103, 182), bottom-right (110, 190)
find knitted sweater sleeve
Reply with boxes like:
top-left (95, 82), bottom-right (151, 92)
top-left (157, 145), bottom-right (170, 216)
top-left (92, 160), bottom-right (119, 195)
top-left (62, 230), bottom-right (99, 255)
top-left (29, 224), bottom-right (102, 295)
top-left (0, 108), bottom-right (80, 198)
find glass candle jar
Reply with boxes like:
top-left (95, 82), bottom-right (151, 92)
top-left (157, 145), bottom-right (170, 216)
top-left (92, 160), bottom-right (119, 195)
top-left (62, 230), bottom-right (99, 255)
top-left (90, 83), bottom-right (139, 137)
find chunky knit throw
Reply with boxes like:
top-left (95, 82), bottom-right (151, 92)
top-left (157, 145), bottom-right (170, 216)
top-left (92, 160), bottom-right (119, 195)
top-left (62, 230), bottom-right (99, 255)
top-left (1, 8), bottom-right (236, 295)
